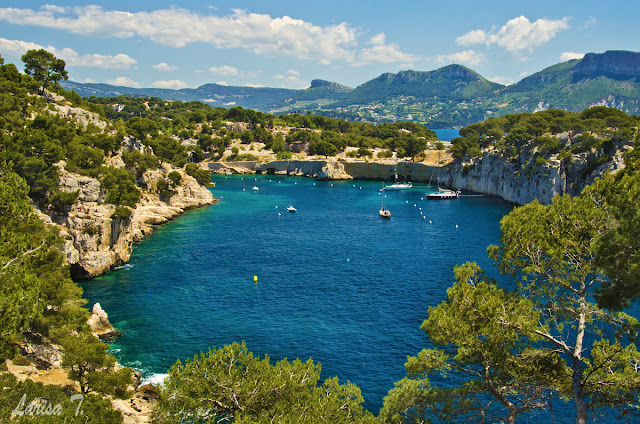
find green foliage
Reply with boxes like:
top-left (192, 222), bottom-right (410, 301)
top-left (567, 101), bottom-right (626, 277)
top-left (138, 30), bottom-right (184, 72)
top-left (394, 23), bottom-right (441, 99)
top-left (276, 150), bottom-right (293, 159)
top-left (185, 163), bottom-right (212, 186)
top-left (156, 178), bottom-right (175, 199)
top-left (21, 49), bottom-right (68, 93)
top-left (155, 342), bottom-right (378, 424)
top-left (0, 373), bottom-right (123, 423)
top-left (122, 150), bottom-right (160, 178)
top-left (587, 150), bottom-right (640, 309)
top-left (167, 170), bottom-right (182, 185)
top-left (111, 206), bottom-right (131, 220)
top-left (377, 149), bottom-right (393, 158)
top-left (381, 263), bottom-right (559, 424)
top-left (47, 190), bottom-right (78, 213)
top-left (100, 167), bottom-right (140, 207)
top-left (309, 140), bottom-right (339, 157)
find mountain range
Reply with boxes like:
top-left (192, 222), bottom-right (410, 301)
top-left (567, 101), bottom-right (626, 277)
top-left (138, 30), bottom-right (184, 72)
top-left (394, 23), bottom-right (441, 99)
top-left (61, 50), bottom-right (640, 128)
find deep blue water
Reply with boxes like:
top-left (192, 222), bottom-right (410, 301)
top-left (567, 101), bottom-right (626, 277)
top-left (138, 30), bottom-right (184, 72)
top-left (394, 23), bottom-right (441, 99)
top-left (80, 175), bottom-right (513, 414)
top-left (433, 128), bottom-right (460, 141)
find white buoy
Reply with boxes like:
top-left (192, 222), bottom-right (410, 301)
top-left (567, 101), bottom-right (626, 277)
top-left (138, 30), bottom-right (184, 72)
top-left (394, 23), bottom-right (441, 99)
top-left (406, 200), bottom-right (409, 203)
top-left (353, 184), bottom-right (355, 187)
top-left (414, 204), bottom-right (417, 207)
top-left (313, 183), bottom-right (316, 185)
top-left (275, 206), bottom-right (278, 209)
top-left (419, 208), bottom-right (422, 210)
top-left (295, 182), bottom-right (297, 184)
top-left (331, 184), bottom-right (334, 186)
top-left (429, 220), bottom-right (432, 224)
top-left (423, 216), bottom-right (426, 219)
top-left (278, 213), bottom-right (281, 216)
top-left (243, 188), bottom-right (245, 191)
top-left (456, 224), bottom-right (459, 229)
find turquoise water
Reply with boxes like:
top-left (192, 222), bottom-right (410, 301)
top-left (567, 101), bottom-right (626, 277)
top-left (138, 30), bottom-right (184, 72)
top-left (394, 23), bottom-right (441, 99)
top-left (80, 175), bottom-right (513, 413)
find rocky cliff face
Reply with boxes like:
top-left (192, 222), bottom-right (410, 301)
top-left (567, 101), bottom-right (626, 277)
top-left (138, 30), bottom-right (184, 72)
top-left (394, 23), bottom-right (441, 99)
top-left (44, 163), bottom-right (215, 279)
top-left (217, 143), bottom-right (629, 205)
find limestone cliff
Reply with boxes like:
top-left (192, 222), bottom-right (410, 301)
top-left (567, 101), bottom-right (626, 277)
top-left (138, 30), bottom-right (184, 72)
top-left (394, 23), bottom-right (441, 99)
top-left (216, 141), bottom-right (630, 205)
top-left (43, 163), bottom-right (215, 279)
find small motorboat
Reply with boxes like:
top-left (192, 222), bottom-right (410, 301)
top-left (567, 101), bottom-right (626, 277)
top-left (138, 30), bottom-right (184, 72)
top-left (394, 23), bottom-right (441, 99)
top-left (287, 206), bottom-right (297, 213)
top-left (252, 186), bottom-right (259, 191)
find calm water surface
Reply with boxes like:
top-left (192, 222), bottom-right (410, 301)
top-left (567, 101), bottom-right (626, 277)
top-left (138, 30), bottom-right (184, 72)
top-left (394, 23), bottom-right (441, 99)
top-left (80, 175), bottom-right (513, 413)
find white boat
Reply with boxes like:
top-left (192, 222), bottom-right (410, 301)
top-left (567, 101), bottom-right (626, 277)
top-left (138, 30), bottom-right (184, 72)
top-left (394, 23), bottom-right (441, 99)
top-left (426, 187), bottom-right (460, 199)
top-left (384, 182), bottom-right (412, 190)
top-left (287, 206), bottom-right (297, 212)
top-left (252, 186), bottom-right (259, 191)
top-left (225, 170), bottom-right (232, 175)
top-left (384, 164), bottom-right (412, 190)
top-left (426, 151), bottom-right (459, 199)
top-left (379, 191), bottom-right (391, 218)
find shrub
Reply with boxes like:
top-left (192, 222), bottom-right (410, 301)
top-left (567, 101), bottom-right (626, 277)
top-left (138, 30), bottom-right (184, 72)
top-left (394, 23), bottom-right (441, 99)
top-left (167, 170), bottom-right (182, 185)
top-left (111, 206), bottom-right (131, 220)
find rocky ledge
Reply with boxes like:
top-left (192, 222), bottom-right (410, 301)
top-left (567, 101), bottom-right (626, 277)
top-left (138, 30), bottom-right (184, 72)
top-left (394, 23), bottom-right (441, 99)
top-left (39, 163), bottom-right (216, 279)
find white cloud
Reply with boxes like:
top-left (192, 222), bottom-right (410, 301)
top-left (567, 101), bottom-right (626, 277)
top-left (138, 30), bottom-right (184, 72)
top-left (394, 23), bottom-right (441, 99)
top-left (209, 65), bottom-right (239, 76)
top-left (286, 69), bottom-right (300, 76)
top-left (585, 16), bottom-right (597, 28)
top-left (82, 78), bottom-right (96, 83)
top-left (0, 5), bottom-right (415, 66)
top-left (273, 74), bottom-right (309, 89)
top-left (457, 16), bottom-right (569, 53)
top-left (436, 50), bottom-right (484, 66)
top-left (153, 62), bottom-right (178, 71)
top-left (355, 33), bottom-right (419, 66)
top-left (242, 83), bottom-right (264, 88)
top-left (151, 79), bottom-right (188, 89)
top-left (456, 29), bottom-right (487, 46)
top-left (0, 37), bottom-right (135, 69)
top-left (216, 81), bottom-right (228, 86)
top-left (560, 52), bottom-right (584, 62)
top-left (107, 76), bottom-right (140, 87)
top-left (487, 75), bottom-right (515, 86)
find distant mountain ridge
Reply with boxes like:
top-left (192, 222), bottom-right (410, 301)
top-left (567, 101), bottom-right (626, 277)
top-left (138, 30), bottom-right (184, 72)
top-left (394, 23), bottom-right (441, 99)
top-left (61, 50), bottom-right (640, 127)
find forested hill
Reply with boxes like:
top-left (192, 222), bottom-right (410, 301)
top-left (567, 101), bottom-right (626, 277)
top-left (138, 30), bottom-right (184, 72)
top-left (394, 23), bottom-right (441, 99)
top-left (61, 50), bottom-right (640, 127)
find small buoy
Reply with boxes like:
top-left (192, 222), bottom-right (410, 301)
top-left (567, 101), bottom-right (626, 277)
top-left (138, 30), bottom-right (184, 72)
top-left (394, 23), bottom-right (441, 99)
top-left (278, 213), bottom-right (281, 216)
top-left (331, 184), bottom-right (334, 186)
top-left (279, 181), bottom-right (281, 184)
top-left (253, 275), bottom-right (258, 283)
top-left (429, 220), bottom-right (432, 224)
top-left (353, 184), bottom-right (355, 187)
top-left (295, 182), bottom-right (297, 184)
top-left (423, 216), bottom-right (426, 219)
top-left (270, 180), bottom-right (272, 182)
top-left (406, 200), bottom-right (409, 203)
top-left (313, 183), bottom-right (316, 185)
top-left (241, 178), bottom-right (244, 180)
top-left (419, 208), bottom-right (422, 210)
top-left (421, 197), bottom-right (424, 200)
top-left (243, 188), bottom-right (245, 191)
top-left (347, 258), bottom-right (350, 262)
top-left (456, 224), bottom-right (459, 228)
top-left (275, 206), bottom-right (278, 208)
top-left (359, 187), bottom-right (362, 189)
top-left (414, 204), bottom-right (417, 207)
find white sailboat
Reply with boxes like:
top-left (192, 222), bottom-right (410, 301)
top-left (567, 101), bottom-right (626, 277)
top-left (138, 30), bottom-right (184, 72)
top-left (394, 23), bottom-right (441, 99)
top-left (379, 192), bottom-right (391, 218)
top-left (384, 164), bottom-right (412, 190)
top-left (426, 152), bottom-right (459, 199)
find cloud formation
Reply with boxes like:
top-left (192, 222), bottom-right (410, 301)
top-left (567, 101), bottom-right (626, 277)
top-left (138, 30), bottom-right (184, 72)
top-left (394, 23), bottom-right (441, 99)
top-left (560, 52), bottom-right (584, 62)
top-left (457, 16), bottom-right (569, 53)
top-left (153, 62), bottom-right (178, 72)
top-left (151, 79), bottom-right (188, 89)
top-left (0, 37), bottom-right (135, 69)
top-left (107, 76), bottom-right (140, 87)
top-left (355, 33), bottom-right (419, 66)
top-left (209, 66), bottom-right (240, 76)
top-left (436, 50), bottom-right (484, 66)
top-left (0, 5), bottom-right (417, 66)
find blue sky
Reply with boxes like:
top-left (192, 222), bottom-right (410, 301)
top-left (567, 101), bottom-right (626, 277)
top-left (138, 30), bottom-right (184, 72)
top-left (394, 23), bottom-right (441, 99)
top-left (1, 1), bottom-right (637, 90)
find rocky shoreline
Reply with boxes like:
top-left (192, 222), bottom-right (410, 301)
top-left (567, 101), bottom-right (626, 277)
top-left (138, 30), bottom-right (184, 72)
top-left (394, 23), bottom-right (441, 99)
top-left (37, 163), bottom-right (216, 280)
top-left (205, 141), bottom-right (629, 205)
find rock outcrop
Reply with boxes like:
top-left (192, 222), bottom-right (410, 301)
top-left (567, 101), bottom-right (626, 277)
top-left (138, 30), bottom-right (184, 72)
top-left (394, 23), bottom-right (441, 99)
top-left (87, 303), bottom-right (120, 340)
top-left (47, 163), bottom-right (216, 279)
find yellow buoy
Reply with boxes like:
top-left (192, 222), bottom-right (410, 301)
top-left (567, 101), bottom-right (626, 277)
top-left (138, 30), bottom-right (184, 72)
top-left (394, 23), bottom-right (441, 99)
top-left (253, 275), bottom-right (258, 283)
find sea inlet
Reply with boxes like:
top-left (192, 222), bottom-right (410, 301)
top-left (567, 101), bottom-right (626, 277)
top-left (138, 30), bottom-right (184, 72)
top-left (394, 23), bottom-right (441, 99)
top-left (80, 174), bottom-right (513, 413)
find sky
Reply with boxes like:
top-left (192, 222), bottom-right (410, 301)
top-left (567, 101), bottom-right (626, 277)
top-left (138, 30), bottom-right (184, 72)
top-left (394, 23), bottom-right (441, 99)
top-left (0, 1), bottom-right (638, 90)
